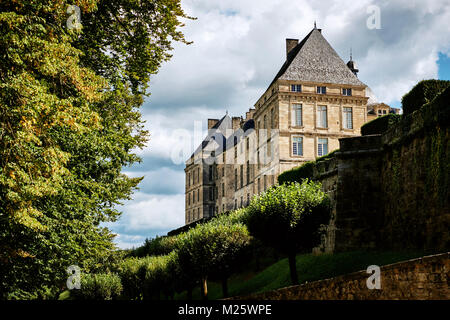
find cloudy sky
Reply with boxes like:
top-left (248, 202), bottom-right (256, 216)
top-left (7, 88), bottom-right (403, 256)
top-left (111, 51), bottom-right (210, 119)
top-left (107, 0), bottom-right (450, 249)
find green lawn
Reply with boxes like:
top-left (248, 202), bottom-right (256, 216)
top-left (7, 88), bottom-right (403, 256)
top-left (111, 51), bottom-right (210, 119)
top-left (175, 250), bottom-right (430, 300)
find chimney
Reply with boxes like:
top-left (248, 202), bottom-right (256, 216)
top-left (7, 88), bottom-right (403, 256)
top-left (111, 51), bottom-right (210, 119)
top-left (286, 39), bottom-right (299, 58)
top-left (232, 117), bottom-right (241, 130)
top-left (208, 119), bottom-right (219, 129)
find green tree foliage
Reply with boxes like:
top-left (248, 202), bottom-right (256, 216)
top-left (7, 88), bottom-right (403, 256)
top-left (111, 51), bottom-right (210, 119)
top-left (0, 0), bottom-right (192, 299)
top-left (130, 235), bottom-right (179, 257)
top-left (244, 181), bottom-right (331, 285)
top-left (176, 220), bottom-right (251, 299)
top-left (401, 79), bottom-right (450, 115)
top-left (73, 273), bottom-right (123, 300)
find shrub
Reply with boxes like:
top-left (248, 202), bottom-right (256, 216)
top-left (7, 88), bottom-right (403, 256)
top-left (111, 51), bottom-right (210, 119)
top-left (278, 161), bottom-right (315, 185)
top-left (141, 252), bottom-right (178, 300)
top-left (277, 150), bottom-right (338, 185)
top-left (361, 114), bottom-right (402, 136)
top-left (73, 273), bottom-right (122, 300)
top-left (401, 79), bottom-right (450, 115)
top-left (130, 236), bottom-right (179, 258)
top-left (117, 257), bottom-right (146, 299)
top-left (176, 220), bottom-right (251, 299)
top-left (244, 180), bottom-right (330, 285)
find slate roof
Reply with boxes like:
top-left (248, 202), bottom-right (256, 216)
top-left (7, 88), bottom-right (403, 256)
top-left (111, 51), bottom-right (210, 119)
top-left (270, 28), bottom-right (366, 87)
top-left (189, 114), bottom-right (230, 160)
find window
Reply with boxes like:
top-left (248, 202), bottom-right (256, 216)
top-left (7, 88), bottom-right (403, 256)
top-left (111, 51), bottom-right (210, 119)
top-left (318, 138), bottom-right (328, 157)
top-left (247, 193), bottom-right (250, 206)
top-left (234, 199), bottom-right (237, 210)
top-left (383, 110), bottom-right (387, 114)
top-left (271, 108), bottom-right (275, 128)
top-left (234, 146), bottom-right (237, 159)
top-left (209, 206), bottom-right (214, 217)
top-left (193, 190), bottom-right (195, 203)
top-left (234, 169), bottom-right (238, 190)
top-left (209, 166), bottom-right (213, 181)
top-left (188, 172), bottom-right (190, 187)
top-left (197, 168), bottom-right (200, 183)
top-left (246, 161), bottom-right (250, 184)
top-left (222, 204), bottom-right (225, 212)
top-left (317, 106), bottom-right (328, 128)
top-left (292, 136), bottom-right (303, 156)
top-left (209, 187), bottom-right (214, 201)
top-left (222, 183), bottom-right (225, 197)
top-left (292, 104), bottom-right (302, 126)
top-left (246, 137), bottom-right (249, 151)
top-left (197, 189), bottom-right (200, 202)
top-left (343, 107), bottom-right (353, 129)
top-left (317, 86), bottom-right (326, 94)
top-left (240, 165), bottom-right (244, 188)
top-left (263, 175), bottom-right (267, 191)
top-left (343, 88), bottom-right (352, 96)
top-left (263, 115), bottom-right (267, 129)
top-left (257, 178), bottom-right (260, 194)
top-left (222, 167), bottom-right (225, 177)
top-left (188, 193), bottom-right (191, 205)
top-left (291, 84), bottom-right (302, 92)
top-left (240, 196), bottom-right (243, 208)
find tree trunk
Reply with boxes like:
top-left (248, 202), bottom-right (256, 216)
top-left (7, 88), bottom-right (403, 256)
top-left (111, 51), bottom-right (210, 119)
top-left (288, 252), bottom-right (299, 285)
top-left (222, 277), bottom-right (229, 298)
top-left (200, 277), bottom-right (208, 300)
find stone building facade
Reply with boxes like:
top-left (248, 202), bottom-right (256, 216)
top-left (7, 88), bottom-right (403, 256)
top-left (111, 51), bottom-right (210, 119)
top-left (184, 26), bottom-right (386, 225)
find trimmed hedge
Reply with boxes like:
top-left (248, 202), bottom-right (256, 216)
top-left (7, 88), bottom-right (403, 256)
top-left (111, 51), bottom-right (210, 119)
top-left (73, 273), bottom-right (122, 300)
top-left (401, 79), bottom-right (450, 115)
top-left (277, 150), bottom-right (338, 185)
top-left (278, 161), bottom-right (315, 185)
top-left (361, 114), bottom-right (402, 136)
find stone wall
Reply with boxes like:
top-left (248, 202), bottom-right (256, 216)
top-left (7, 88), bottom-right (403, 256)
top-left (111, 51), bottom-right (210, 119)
top-left (311, 88), bottom-right (449, 253)
top-left (232, 252), bottom-right (449, 300)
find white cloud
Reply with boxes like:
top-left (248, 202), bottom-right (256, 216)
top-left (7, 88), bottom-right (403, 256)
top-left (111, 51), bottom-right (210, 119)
top-left (110, 0), bottom-right (450, 249)
top-left (116, 193), bottom-right (185, 233)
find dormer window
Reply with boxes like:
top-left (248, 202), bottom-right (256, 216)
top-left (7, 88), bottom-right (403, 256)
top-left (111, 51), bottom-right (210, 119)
top-left (317, 86), bottom-right (326, 94)
top-left (343, 88), bottom-right (352, 96)
top-left (291, 84), bottom-right (302, 92)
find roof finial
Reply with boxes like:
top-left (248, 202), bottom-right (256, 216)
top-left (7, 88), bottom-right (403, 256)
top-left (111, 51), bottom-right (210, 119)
top-left (226, 110), bottom-right (228, 116)
top-left (350, 47), bottom-right (353, 61)
top-left (314, 21), bottom-right (317, 29)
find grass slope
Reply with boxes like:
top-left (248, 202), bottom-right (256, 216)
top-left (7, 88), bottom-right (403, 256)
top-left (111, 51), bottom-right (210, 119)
top-left (176, 250), bottom-right (429, 300)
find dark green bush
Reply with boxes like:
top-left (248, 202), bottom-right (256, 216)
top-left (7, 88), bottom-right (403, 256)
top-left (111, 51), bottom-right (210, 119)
top-left (117, 257), bottom-right (146, 299)
top-left (277, 150), bottom-right (338, 185)
top-left (141, 252), bottom-right (178, 300)
top-left (361, 114), bottom-right (402, 136)
top-left (401, 79), bottom-right (450, 115)
top-left (130, 236), bottom-right (179, 258)
top-left (278, 161), bottom-right (315, 185)
top-left (73, 273), bottom-right (122, 300)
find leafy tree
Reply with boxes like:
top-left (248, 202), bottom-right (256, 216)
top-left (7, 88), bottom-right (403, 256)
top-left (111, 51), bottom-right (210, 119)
top-left (73, 273), bottom-right (123, 300)
top-left (176, 220), bottom-right (251, 300)
top-left (245, 181), bottom-right (331, 285)
top-left (0, 0), bottom-right (192, 299)
top-left (130, 235), bottom-right (179, 257)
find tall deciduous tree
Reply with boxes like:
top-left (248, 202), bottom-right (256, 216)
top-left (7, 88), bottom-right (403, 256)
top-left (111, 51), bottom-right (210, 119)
top-left (0, 0), bottom-right (192, 299)
top-left (245, 181), bottom-right (331, 285)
